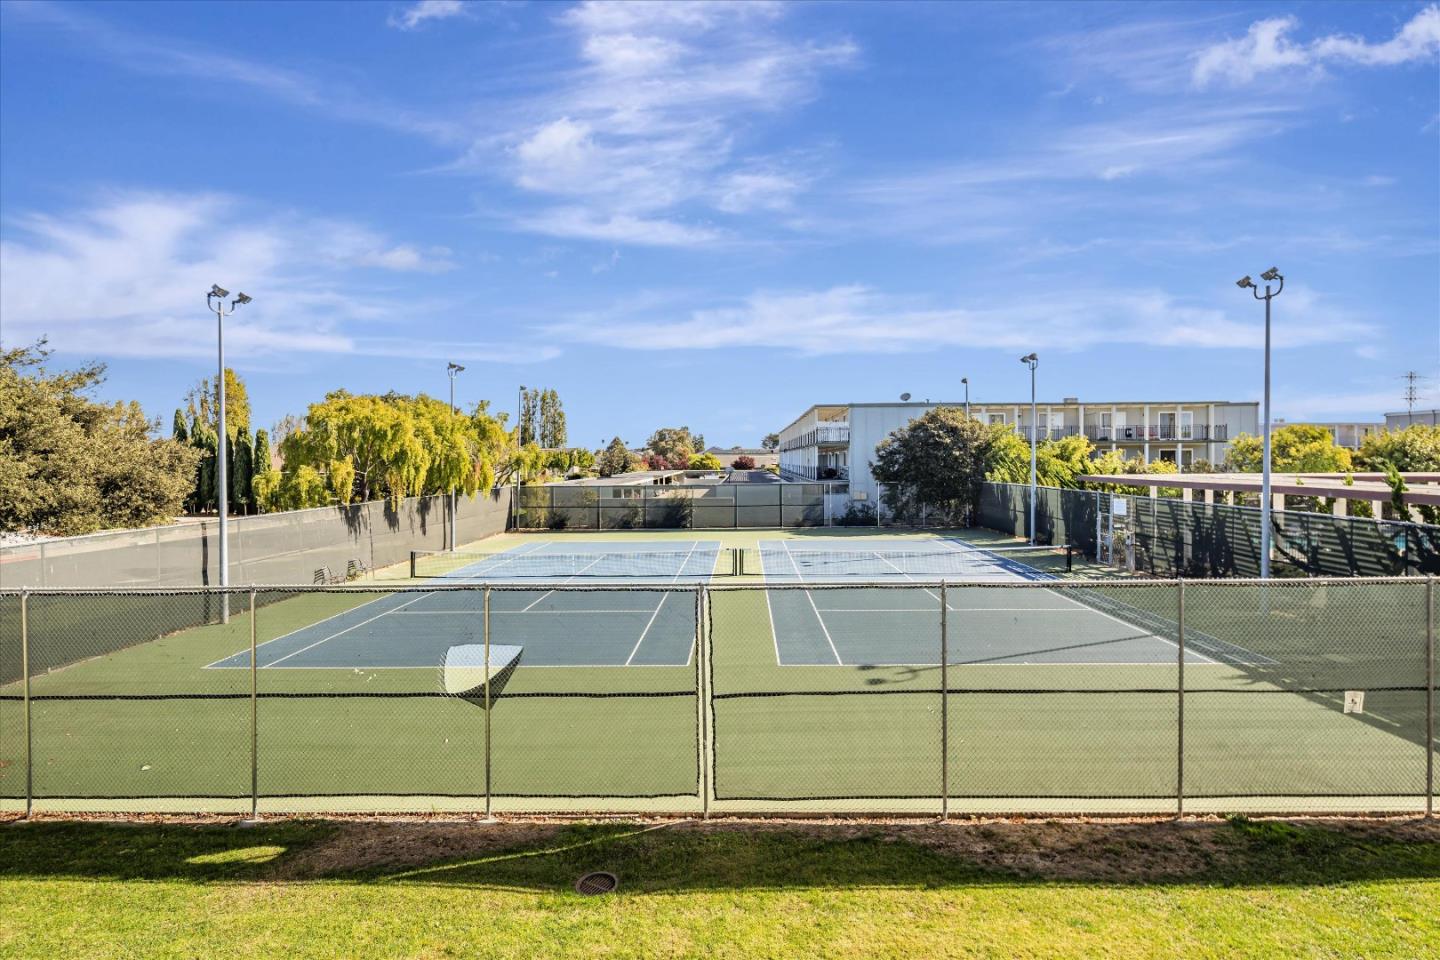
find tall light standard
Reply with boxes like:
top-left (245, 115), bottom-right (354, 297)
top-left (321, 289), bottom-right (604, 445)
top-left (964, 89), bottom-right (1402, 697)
top-left (206, 285), bottom-right (251, 623)
top-left (961, 377), bottom-right (970, 419)
top-left (516, 384), bottom-right (526, 495)
top-left (1236, 267), bottom-right (1283, 579)
top-left (1020, 354), bottom-right (1039, 544)
top-left (447, 363), bottom-right (465, 552)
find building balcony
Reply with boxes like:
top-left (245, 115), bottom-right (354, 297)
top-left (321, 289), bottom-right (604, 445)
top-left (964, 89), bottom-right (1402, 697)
top-left (779, 464), bottom-right (849, 482)
top-left (779, 424), bottom-right (850, 452)
top-left (1083, 425), bottom-right (1229, 442)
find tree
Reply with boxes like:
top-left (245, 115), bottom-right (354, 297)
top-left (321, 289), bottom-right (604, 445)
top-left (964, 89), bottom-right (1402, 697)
top-left (646, 426), bottom-right (704, 468)
top-left (271, 391), bottom-right (502, 509)
top-left (870, 408), bottom-right (1000, 521)
top-left (1224, 424), bottom-right (1353, 473)
top-left (0, 340), bottom-right (199, 535)
top-left (185, 367), bottom-right (251, 440)
top-left (231, 425), bottom-right (253, 514)
top-left (538, 388), bottom-right (567, 448)
top-left (598, 437), bottom-right (632, 477)
top-left (251, 429), bottom-right (272, 512)
top-left (172, 409), bottom-right (189, 444)
top-left (1358, 426), bottom-right (1440, 522)
top-left (519, 388), bottom-right (540, 446)
top-left (762, 433), bottom-right (779, 452)
top-left (732, 455), bottom-right (757, 470)
top-left (688, 451), bottom-right (723, 470)
top-left (1356, 425), bottom-right (1440, 473)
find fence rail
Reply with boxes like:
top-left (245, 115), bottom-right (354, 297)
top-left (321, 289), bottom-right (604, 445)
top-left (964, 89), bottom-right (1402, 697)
top-left (1, 578), bottom-right (1434, 817)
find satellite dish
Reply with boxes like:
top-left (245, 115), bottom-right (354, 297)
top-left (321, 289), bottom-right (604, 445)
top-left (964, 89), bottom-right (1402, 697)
top-left (900, 393), bottom-right (911, 401)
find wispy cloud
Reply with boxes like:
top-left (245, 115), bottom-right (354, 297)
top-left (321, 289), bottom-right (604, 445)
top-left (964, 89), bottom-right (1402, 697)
top-left (389, 0), bottom-right (470, 31)
top-left (460, 0), bottom-right (855, 245)
top-left (1193, 6), bottom-right (1440, 88)
top-left (7, 0), bottom-right (466, 143)
top-left (545, 283), bottom-right (1374, 356)
top-left (0, 193), bottom-right (548, 363)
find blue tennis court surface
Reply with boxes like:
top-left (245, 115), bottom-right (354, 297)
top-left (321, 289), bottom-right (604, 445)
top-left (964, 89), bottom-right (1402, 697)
top-left (424, 538), bottom-right (722, 581)
top-left (757, 538), bottom-right (1063, 582)
top-left (757, 539), bottom-right (1251, 667)
top-left (209, 539), bottom-right (714, 670)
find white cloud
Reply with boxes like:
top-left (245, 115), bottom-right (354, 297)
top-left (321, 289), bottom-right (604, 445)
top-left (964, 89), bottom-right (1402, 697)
top-left (389, 0), bottom-right (469, 31)
top-left (545, 283), bottom-right (1374, 355)
top-left (515, 208), bottom-right (724, 247)
top-left (472, 1), bottom-right (854, 244)
top-left (1193, 6), bottom-right (1440, 87)
top-left (0, 193), bottom-right (530, 363)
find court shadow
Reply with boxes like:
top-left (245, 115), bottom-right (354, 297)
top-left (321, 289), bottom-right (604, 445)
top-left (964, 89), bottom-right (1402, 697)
top-left (4, 817), bottom-right (1437, 891)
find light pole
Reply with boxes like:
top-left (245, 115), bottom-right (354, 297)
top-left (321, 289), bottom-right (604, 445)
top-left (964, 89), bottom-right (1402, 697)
top-left (447, 362), bottom-right (465, 552)
top-left (516, 384), bottom-right (526, 494)
top-left (961, 377), bottom-right (970, 419)
top-left (1020, 354), bottom-right (1038, 544)
top-left (1236, 268), bottom-right (1283, 579)
top-left (206, 285), bottom-right (251, 623)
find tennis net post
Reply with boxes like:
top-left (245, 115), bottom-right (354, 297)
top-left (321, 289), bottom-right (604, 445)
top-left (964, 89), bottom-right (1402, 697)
top-left (410, 550), bottom-right (418, 579)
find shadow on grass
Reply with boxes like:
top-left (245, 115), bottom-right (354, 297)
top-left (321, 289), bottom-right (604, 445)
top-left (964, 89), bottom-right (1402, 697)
top-left (2, 817), bottom-right (1437, 893)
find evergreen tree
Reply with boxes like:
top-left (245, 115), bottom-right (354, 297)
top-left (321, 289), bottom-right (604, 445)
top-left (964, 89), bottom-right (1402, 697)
top-left (252, 429), bottom-right (272, 512)
top-left (172, 409), bottom-right (188, 444)
top-left (231, 426), bottom-right (253, 514)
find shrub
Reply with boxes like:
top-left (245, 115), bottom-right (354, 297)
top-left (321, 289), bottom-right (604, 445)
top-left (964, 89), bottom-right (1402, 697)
top-left (731, 455), bottom-right (756, 470)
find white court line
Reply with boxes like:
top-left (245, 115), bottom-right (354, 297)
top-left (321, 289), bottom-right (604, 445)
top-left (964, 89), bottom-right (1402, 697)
top-left (264, 592), bottom-right (436, 668)
top-left (201, 540), bottom-right (556, 669)
top-left (781, 541), bottom-right (842, 665)
top-left (453, 539), bottom-right (551, 580)
top-left (625, 591), bottom-right (671, 666)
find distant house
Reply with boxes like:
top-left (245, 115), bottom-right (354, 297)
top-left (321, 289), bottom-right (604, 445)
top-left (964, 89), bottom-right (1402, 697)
top-left (706, 446), bottom-right (779, 468)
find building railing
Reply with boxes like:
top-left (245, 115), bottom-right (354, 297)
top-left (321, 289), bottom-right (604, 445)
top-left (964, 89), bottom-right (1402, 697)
top-left (1084, 425), bottom-right (1229, 442)
top-left (779, 424), bottom-right (850, 452)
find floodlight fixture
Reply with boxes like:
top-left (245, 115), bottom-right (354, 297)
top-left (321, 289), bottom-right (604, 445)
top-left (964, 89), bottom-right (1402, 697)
top-left (1260, 267), bottom-right (1282, 282)
top-left (232, 292), bottom-right (252, 306)
top-left (210, 284), bottom-right (230, 299)
top-left (1236, 276), bottom-right (1254, 289)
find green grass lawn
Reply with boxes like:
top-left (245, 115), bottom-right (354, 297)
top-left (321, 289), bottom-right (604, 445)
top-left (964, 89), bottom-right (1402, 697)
top-left (2, 816), bottom-right (1437, 959)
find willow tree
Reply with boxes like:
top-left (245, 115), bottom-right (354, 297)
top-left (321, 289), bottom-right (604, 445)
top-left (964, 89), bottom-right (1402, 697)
top-left (272, 391), bottom-right (503, 509)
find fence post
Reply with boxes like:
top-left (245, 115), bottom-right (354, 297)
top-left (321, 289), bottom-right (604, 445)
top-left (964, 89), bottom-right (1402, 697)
top-left (249, 589), bottom-right (259, 821)
top-left (697, 584), bottom-right (709, 819)
top-left (484, 586), bottom-right (493, 821)
top-left (940, 581), bottom-right (949, 821)
top-left (21, 590), bottom-right (32, 819)
top-left (1427, 576), bottom-right (1434, 818)
top-left (1176, 579), bottom-right (1185, 819)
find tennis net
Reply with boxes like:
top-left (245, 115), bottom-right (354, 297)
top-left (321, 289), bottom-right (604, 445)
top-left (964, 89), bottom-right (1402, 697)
top-left (410, 548), bottom-right (728, 580)
top-left (745, 543), bottom-right (1073, 578)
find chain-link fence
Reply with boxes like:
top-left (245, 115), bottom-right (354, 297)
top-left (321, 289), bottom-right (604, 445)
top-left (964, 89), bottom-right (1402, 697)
top-left (977, 481), bottom-right (1439, 578)
top-left (513, 484), bottom-right (833, 530)
top-left (1, 579), bottom-right (1434, 816)
top-left (0, 489), bottom-right (512, 590)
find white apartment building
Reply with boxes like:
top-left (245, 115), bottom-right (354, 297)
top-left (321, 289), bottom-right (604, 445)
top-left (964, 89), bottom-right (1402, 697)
top-left (777, 399), bottom-right (1260, 504)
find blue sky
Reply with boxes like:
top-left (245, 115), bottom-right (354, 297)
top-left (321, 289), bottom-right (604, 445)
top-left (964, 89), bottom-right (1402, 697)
top-left (1, 0), bottom-right (1437, 446)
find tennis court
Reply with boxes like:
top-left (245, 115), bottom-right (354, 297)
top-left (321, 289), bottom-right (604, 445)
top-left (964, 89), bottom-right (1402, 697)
top-left (2, 529), bottom-right (1433, 815)
top-left (207, 540), bottom-right (716, 670)
top-left (757, 538), bottom-right (1235, 666)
